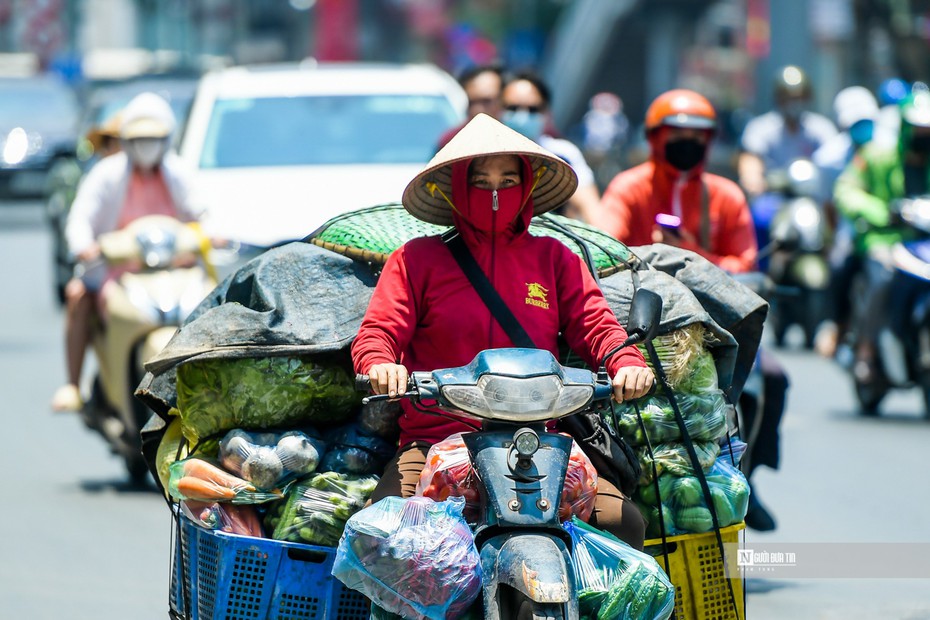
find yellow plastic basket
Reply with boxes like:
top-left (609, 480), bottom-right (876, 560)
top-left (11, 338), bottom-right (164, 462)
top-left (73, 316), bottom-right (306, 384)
top-left (643, 522), bottom-right (745, 620)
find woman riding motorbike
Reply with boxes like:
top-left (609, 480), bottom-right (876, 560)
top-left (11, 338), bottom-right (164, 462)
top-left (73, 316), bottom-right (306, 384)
top-left (351, 113), bottom-right (655, 548)
top-left (52, 92), bottom-right (202, 412)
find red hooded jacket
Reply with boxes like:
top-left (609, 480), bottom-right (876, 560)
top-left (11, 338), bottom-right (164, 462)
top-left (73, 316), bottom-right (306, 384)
top-left (351, 156), bottom-right (646, 447)
top-left (599, 128), bottom-right (757, 274)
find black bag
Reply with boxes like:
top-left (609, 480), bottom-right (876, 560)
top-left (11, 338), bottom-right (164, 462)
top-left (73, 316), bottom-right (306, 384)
top-left (444, 232), bottom-right (641, 496)
top-left (556, 409), bottom-right (641, 496)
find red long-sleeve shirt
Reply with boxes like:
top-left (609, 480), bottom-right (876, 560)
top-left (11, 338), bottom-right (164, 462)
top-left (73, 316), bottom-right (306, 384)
top-left (352, 159), bottom-right (645, 446)
top-left (599, 160), bottom-right (758, 274)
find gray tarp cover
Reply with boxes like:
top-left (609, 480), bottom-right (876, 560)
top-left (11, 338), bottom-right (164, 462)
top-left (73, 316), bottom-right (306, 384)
top-left (136, 240), bottom-right (766, 418)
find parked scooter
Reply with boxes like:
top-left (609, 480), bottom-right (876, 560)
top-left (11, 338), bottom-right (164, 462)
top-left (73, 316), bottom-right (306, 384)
top-left (849, 196), bottom-right (930, 417)
top-left (79, 215), bottom-right (216, 483)
top-left (757, 158), bottom-right (832, 348)
top-left (358, 289), bottom-right (662, 619)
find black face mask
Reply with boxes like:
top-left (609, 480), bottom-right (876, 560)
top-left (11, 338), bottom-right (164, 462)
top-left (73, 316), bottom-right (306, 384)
top-left (909, 134), bottom-right (930, 154)
top-left (664, 138), bottom-right (707, 171)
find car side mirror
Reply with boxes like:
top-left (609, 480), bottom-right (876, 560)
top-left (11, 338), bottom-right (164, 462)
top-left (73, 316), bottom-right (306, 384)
top-left (626, 287), bottom-right (662, 344)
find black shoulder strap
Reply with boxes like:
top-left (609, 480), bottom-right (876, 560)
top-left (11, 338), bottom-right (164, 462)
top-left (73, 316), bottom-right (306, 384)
top-left (442, 231), bottom-right (537, 349)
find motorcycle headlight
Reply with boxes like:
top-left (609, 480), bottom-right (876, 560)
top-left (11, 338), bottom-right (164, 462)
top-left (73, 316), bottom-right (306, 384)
top-left (442, 374), bottom-right (593, 422)
top-left (136, 228), bottom-right (177, 269)
top-left (791, 201), bottom-right (825, 250)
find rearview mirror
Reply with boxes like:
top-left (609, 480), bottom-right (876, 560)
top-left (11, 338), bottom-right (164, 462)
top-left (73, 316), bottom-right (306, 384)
top-left (626, 287), bottom-right (662, 344)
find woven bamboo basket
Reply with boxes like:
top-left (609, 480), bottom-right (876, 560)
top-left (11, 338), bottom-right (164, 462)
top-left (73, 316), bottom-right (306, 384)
top-left (306, 203), bottom-right (636, 278)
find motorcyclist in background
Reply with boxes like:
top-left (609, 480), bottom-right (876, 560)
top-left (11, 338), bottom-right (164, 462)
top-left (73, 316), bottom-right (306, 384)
top-left (738, 66), bottom-right (838, 258)
top-left (436, 62), bottom-right (505, 151)
top-left (812, 86), bottom-right (882, 358)
top-left (876, 78), bottom-right (911, 147)
top-left (832, 85), bottom-right (930, 385)
top-left (597, 89), bottom-right (757, 272)
top-left (739, 65), bottom-right (838, 197)
top-left (596, 88), bottom-right (784, 531)
top-left (500, 70), bottom-right (602, 224)
top-left (51, 92), bottom-right (202, 412)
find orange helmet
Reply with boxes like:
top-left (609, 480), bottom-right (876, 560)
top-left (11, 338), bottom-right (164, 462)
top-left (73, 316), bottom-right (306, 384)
top-left (645, 89), bottom-right (717, 132)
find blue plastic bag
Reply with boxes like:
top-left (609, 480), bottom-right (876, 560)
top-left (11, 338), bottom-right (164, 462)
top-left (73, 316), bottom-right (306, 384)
top-left (333, 496), bottom-right (482, 620)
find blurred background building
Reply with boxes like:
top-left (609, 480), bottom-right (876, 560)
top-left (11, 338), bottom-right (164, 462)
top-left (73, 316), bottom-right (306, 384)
top-left (1, 0), bottom-right (928, 167)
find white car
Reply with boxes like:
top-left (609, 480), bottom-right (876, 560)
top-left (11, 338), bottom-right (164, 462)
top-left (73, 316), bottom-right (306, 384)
top-left (179, 60), bottom-right (466, 248)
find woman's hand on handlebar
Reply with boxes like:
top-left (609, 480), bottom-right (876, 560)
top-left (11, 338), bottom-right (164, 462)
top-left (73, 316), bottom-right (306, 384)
top-left (367, 363), bottom-right (409, 398)
top-left (611, 366), bottom-right (655, 403)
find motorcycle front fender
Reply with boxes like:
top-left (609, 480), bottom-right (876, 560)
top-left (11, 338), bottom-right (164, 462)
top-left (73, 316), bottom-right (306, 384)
top-left (479, 532), bottom-right (578, 620)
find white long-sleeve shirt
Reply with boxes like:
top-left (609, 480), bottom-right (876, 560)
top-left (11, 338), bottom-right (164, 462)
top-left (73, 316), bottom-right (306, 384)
top-left (65, 151), bottom-right (203, 256)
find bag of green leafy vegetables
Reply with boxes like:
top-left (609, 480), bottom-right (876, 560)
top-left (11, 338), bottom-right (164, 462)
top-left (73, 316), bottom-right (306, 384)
top-left (176, 355), bottom-right (361, 443)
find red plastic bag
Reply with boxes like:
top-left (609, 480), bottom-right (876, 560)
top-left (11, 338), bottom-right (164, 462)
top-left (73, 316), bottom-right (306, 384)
top-left (416, 433), bottom-right (598, 523)
top-left (415, 434), bottom-right (482, 522)
top-left (562, 437), bottom-right (598, 522)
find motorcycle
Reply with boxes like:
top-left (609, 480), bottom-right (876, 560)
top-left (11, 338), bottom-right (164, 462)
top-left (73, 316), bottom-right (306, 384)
top-left (754, 158), bottom-right (832, 348)
top-left (358, 288), bottom-right (662, 620)
top-left (849, 196), bottom-right (930, 418)
top-left (78, 215), bottom-right (216, 483)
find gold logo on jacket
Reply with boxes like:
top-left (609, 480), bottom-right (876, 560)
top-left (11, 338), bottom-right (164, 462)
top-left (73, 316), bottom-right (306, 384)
top-left (525, 282), bottom-right (550, 309)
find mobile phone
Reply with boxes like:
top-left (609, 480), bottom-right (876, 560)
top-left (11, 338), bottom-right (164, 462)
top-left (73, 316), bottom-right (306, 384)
top-left (655, 213), bottom-right (681, 229)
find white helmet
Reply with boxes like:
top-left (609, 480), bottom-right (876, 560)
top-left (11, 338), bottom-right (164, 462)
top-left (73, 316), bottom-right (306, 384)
top-left (120, 92), bottom-right (176, 140)
top-left (833, 86), bottom-right (879, 131)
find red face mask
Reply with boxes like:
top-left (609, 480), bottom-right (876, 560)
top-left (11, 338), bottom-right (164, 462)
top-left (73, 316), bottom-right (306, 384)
top-left (465, 185), bottom-right (525, 234)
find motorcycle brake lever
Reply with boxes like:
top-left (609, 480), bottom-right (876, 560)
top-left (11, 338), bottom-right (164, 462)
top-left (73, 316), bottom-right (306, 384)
top-left (361, 390), bottom-right (419, 405)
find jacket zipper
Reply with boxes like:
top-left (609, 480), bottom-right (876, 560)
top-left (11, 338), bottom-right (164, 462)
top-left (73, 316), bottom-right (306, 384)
top-left (489, 189), bottom-right (498, 347)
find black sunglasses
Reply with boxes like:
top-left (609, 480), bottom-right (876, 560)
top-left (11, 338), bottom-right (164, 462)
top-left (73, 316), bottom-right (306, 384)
top-left (505, 104), bottom-right (543, 114)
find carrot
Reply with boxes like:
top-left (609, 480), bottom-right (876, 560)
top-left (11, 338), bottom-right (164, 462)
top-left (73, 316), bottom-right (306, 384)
top-left (175, 475), bottom-right (237, 501)
top-left (181, 458), bottom-right (256, 492)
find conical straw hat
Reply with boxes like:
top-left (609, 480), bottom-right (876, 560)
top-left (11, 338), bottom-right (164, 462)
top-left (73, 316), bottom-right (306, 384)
top-left (402, 113), bottom-right (578, 225)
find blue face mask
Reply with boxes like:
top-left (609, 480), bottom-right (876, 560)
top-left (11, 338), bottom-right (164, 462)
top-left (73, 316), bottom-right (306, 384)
top-left (848, 119), bottom-right (874, 146)
top-left (502, 109), bottom-right (545, 140)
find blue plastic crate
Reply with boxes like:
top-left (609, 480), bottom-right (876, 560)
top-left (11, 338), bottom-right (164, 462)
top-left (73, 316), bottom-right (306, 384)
top-left (169, 513), bottom-right (370, 620)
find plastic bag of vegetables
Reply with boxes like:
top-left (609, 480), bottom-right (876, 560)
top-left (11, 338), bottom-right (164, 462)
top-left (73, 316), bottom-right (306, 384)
top-left (320, 423), bottom-right (396, 475)
top-left (266, 471), bottom-right (378, 546)
top-left (357, 399), bottom-right (401, 441)
top-left (333, 496), bottom-right (482, 620)
top-left (180, 499), bottom-right (263, 537)
top-left (636, 324), bottom-right (719, 394)
top-left (415, 433), bottom-right (598, 524)
top-left (167, 457), bottom-right (285, 504)
top-left (635, 440), bottom-right (720, 484)
top-left (218, 428), bottom-right (326, 490)
top-left (614, 390), bottom-right (729, 447)
top-left (564, 518), bottom-right (674, 620)
top-left (635, 441), bottom-right (750, 536)
top-left (414, 433), bottom-right (483, 523)
top-left (175, 355), bottom-right (361, 443)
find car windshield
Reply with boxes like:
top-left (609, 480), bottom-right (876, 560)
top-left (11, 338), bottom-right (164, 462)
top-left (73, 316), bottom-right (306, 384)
top-left (199, 94), bottom-right (458, 168)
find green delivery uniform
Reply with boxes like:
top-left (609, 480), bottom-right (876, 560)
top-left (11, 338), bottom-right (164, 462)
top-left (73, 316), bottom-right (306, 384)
top-left (833, 142), bottom-right (915, 257)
